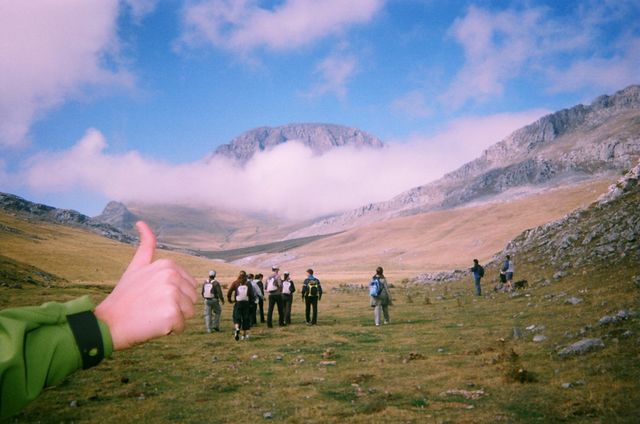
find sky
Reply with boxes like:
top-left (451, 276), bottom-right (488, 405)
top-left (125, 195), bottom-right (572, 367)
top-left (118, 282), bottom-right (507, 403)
top-left (0, 0), bottom-right (638, 219)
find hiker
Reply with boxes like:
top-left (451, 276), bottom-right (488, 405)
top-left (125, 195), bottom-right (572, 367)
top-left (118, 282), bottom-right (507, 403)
top-left (248, 273), bottom-right (263, 326)
top-left (202, 270), bottom-right (224, 332)
top-left (470, 259), bottom-right (484, 296)
top-left (265, 266), bottom-right (285, 327)
top-left (370, 267), bottom-right (392, 326)
top-left (0, 221), bottom-right (197, 419)
top-left (501, 255), bottom-right (515, 291)
top-left (281, 271), bottom-right (296, 325)
top-left (301, 268), bottom-right (322, 325)
top-left (255, 273), bottom-right (266, 323)
top-left (226, 271), bottom-right (255, 341)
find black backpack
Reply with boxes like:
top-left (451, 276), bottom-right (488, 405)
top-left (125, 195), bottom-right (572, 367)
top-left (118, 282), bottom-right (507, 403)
top-left (308, 280), bottom-right (319, 297)
top-left (478, 265), bottom-right (485, 278)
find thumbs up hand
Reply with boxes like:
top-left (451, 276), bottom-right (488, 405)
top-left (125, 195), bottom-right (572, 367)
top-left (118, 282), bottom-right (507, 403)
top-left (95, 221), bottom-right (197, 350)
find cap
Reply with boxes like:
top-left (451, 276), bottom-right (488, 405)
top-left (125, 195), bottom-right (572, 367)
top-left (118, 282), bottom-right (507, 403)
top-left (272, 265), bottom-right (280, 271)
top-left (284, 271), bottom-right (290, 276)
top-left (209, 270), bottom-right (216, 278)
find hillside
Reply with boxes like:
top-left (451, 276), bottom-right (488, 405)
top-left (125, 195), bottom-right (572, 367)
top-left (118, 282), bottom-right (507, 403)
top-left (231, 178), bottom-right (613, 281)
top-left (291, 85), bottom-right (640, 238)
top-left (0, 210), bottom-right (242, 288)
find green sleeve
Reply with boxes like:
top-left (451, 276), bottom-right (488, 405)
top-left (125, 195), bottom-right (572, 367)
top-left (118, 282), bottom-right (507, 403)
top-left (0, 295), bottom-right (113, 419)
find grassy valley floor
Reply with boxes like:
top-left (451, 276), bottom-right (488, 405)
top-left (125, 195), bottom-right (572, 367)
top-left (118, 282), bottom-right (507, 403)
top-left (2, 256), bottom-right (639, 423)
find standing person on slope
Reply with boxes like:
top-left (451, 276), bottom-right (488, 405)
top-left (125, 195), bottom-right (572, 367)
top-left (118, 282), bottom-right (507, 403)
top-left (470, 259), bottom-right (484, 296)
top-left (281, 272), bottom-right (296, 325)
top-left (501, 255), bottom-right (515, 292)
top-left (202, 270), bottom-right (224, 332)
top-left (370, 267), bottom-right (392, 326)
top-left (265, 266), bottom-right (285, 327)
top-left (301, 269), bottom-right (322, 325)
top-left (226, 271), bottom-right (255, 341)
top-left (249, 273), bottom-right (263, 327)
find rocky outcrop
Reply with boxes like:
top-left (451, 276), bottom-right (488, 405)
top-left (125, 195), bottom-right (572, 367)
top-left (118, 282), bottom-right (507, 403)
top-left (93, 201), bottom-right (138, 232)
top-left (0, 193), bottom-right (137, 244)
top-left (209, 123), bottom-right (384, 164)
top-left (292, 85), bottom-right (640, 238)
top-left (491, 159), bottom-right (640, 270)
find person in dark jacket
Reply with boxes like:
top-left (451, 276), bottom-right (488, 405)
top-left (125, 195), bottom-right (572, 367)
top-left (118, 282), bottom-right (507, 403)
top-left (265, 266), bottom-right (285, 327)
top-left (281, 272), bottom-right (296, 325)
top-left (255, 273), bottom-right (266, 323)
top-left (301, 269), bottom-right (322, 325)
top-left (226, 271), bottom-right (255, 341)
top-left (470, 259), bottom-right (483, 296)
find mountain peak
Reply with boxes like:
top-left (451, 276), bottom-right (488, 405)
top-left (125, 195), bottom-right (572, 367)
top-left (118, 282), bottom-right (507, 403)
top-left (210, 123), bottom-right (384, 163)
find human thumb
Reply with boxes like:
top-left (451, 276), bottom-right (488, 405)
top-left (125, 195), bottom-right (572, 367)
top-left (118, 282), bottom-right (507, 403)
top-left (125, 221), bottom-right (156, 273)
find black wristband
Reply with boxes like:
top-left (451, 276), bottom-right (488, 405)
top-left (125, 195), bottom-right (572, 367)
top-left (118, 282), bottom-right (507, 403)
top-left (67, 311), bottom-right (105, 369)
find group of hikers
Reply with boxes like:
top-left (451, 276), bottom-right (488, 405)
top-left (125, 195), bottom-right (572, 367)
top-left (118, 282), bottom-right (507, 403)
top-left (470, 255), bottom-right (515, 296)
top-left (201, 265), bottom-right (326, 340)
top-left (201, 265), bottom-right (395, 338)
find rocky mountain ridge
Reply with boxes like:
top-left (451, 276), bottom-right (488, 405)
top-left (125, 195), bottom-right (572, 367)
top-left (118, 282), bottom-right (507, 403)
top-left (209, 123), bottom-right (384, 164)
top-left (0, 193), bottom-right (137, 244)
top-left (290, 85), bottom-right (640, 238)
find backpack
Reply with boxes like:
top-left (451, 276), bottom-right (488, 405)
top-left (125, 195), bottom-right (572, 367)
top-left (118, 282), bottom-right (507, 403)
top-left (308, 280), bottom-right (319, 297)
top-left (369, 277), bottom-right (382, 297)
top-left (282, 280), bottom-right (292, 295)
top-left (478, 265), bottom-right (485, 278)
top-left (236, 285), bottom-right (249, 302)
top-left (266, 276), bottom-right (278, 293)
top-left (203, 281), bottom-right (214, 299)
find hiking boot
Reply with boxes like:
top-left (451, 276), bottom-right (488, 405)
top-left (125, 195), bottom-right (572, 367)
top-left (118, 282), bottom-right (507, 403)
top-left (213, 327), bottom-right (220, 332)
top-left (383, 320), bottom-right (389, 325)
top-left (234, 329), bottom-right (240, 341)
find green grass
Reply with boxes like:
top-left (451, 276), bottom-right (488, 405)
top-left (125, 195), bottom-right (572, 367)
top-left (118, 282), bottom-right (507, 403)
top-left (2, 253), bottom-right (639, 423)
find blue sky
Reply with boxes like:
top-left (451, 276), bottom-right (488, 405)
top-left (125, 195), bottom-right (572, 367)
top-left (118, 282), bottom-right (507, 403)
top-left (1, 0), bottom-right (638, 218)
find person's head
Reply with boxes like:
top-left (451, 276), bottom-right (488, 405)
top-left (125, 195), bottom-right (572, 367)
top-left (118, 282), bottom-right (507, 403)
top-left (376, 266), bottom-right (384, 276)
top-left (238, 270), bottom-right (247, 283)
top-left (247, 273), bottom-right (254, 280)
top-left (306, 268), bottom-right (314, 276)
top-left (284, 272), bottom-right (290, 280)
top-left (208, 270), bottom-right (216, 279)
top-left (506, 255), bottom-right (511, 260)
top-left (272, 265), bottom-right (280, 274)
top-left (473, 259), bottom-right (478, 265)
top-left (256, 273), bottom-right (263, 280)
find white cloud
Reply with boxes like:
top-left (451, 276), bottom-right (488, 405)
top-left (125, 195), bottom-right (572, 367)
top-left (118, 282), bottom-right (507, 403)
top-left (442, 2), bottom-right (640, 108)
top-left (0, 0), bottom-right (132, 148)
top-left (179, 0), bottom-right (385, 52)
top-left (306, 50), bottom-right (358, 99)
top-left (123, 0), bottom-right (159, 22)
top-left (14, 111), bottom-right (548, 220)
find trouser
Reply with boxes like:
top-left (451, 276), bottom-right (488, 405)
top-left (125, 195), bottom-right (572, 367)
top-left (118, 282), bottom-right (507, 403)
top-left (258, 298), bottom-right (265, 322)
top-left (267, 294), bottom-right (284, 327)
top-left (282, 294), bottom-right (293, 324)
top-left (305, 296), bottom-right (318, 324)
top-left (474, 277), bottom-right (482, 296)
top-left (250, 301), bottom-right (257, 326)
top-left (232, 301), bottom-right (252, 331)
top-left (204, 298), bottom-right (221, 331)
top-left (373, 297), bottom-right (389, 325)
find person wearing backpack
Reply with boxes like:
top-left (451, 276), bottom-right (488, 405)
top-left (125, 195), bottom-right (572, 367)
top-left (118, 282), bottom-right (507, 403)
top-left (301, 269), bottom-right (322, 325)
top-left (201, 270), bottom-right (224, 332)
top-left (281, 272), bottom-right (296, 325)
top-left (370, 267), bottom-right (392, 326)
top-left (501, 255), bottom-right (515, 292)
top-left (226, 271), bottom-right (255, 341)
top-left (255, 273), bottom-right (266, 323)
top-left (248, 273), bottom-right (263, 327)
top-left (265, 266), bottom-right (285, 328)
top-left (470, 259), bottom-right (484, 296)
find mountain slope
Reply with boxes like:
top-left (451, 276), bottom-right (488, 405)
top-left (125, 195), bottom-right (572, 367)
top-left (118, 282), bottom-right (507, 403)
top-left (290, 85), bottom-right (640, 238)
top-left (209, 122), bottom-right (384, 164)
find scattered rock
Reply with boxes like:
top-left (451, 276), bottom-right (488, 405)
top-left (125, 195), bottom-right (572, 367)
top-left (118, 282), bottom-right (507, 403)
top-left (532, 335), bottom-right (547, 343)
top-left (553, 271), bottom-right (567, 280)
top-left (322, 348), bottom-right (334, 359)
top-left (251, 354), bottom-right (259, 360)
top-left (561, 382), bottom-right (572, 389)
top-left (319, 361), bottom-right (336, 366)
top-left (120, 376), bottom-right (130, 384)
top-left (275, 355), bottom-right (283, 362)
top-left (263, 411), bottom-right (273, 419)
top-left (558, 338), bottom-right (605, 358)
top-left (565, 297), bottom-right (583, 305)
top-left (69, 400), bottom-right (78, 408)
top-left (441, 389), bottom-right (486, 400)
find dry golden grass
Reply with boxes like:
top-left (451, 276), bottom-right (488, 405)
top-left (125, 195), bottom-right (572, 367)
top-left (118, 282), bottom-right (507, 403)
top-left (0, 211), bottom-right (244, 285)
top-left (245, 178), bottom-right (613, 281)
